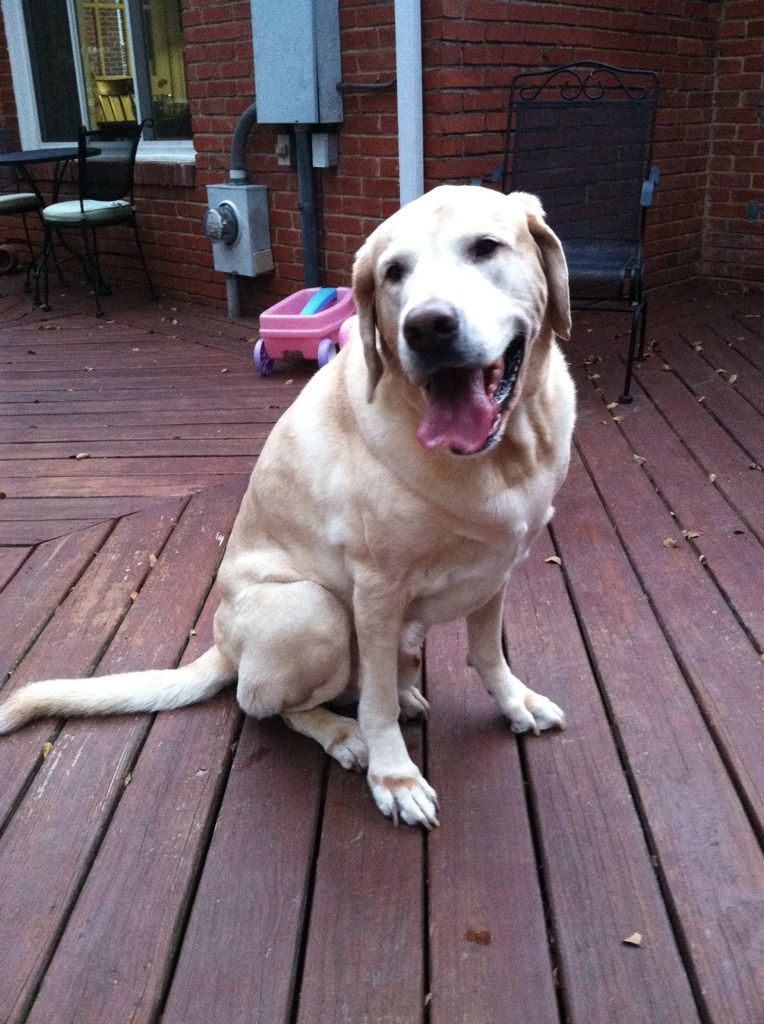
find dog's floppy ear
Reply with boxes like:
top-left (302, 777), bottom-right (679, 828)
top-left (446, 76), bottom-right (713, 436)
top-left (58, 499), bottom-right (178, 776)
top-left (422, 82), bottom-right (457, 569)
top-left (351, 238), bottom-right (384, 400)
top-left (513, 192), bottom-right (572, 341)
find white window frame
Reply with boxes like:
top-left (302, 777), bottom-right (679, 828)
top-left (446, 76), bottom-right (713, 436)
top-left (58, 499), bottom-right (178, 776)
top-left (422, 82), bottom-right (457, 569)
top-left (2, 0), bottom-right (195, 163)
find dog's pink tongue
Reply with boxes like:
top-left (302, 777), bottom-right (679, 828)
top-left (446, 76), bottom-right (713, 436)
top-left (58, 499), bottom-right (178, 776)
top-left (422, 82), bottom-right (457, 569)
top-left (416, 367), bottom-right (493, 455)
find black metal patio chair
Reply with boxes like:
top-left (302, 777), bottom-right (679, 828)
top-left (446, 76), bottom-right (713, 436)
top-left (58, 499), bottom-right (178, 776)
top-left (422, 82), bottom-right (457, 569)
top-left (36, 120), bottom-right (156, 316)
top-left (0, 126), bottom-right (41, 284)
top-left (500, 61), bottom-right (660, 402)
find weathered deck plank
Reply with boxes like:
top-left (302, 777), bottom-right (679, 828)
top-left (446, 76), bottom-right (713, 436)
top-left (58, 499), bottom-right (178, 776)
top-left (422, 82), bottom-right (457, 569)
top-left (576, 344), bottom-right (764, 647)
top-left (160, 720), bottom-right (324, 1024)
top-left (0, 523), bottom-right (113, 692)
top-left (572, 406), bottom-right (764, 824)
top-left (295, 732), bottom-right (426, 1024)
top-left (554, 450), bottom-right (764, 1024)
top-left (505, 536), bottom-right (701, 1024)
top-left (23, 592), bottom-right (240, 1024)
top-left (0, 485), bottom-right (241, 1022)
top-left (425, 621), bottom-right (560, 1024)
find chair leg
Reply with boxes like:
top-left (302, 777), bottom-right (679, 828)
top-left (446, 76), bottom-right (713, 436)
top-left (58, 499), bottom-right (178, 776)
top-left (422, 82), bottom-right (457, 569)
top-left (637, 296), bottom-right (649, 361)
top-left (131, 218), bottom-right (157, 299)
top-left (80, 225), bottom-right (106, 317)
top-left (34, 223), bottom-right (55, 310)
top-left (20, 212), bottom-right (37, 292)
top-left (619, 300), bottom-right (645, 404)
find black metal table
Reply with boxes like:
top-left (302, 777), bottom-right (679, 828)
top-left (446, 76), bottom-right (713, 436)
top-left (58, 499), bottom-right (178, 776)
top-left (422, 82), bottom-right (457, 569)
top-left (0, 146), bottom-right (97, 203)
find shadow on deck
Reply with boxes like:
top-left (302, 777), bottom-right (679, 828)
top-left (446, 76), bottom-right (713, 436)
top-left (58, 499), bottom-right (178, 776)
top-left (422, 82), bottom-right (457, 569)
top-left (0, 274), bottom-right (762, 1024)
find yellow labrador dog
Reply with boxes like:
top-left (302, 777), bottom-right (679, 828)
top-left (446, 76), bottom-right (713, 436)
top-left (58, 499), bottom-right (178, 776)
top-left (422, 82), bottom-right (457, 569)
top-left (0, 186), bottom-right (575, 828)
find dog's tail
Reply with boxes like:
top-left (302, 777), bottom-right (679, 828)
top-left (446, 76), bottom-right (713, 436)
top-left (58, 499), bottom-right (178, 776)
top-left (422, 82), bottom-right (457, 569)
top-left (0, 645), bottom-right (237, 734)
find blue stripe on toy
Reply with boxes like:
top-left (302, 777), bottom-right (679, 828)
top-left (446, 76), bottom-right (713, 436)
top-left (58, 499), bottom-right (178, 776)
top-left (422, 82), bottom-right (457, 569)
top-left (300, 287), bottom-right (337, 315)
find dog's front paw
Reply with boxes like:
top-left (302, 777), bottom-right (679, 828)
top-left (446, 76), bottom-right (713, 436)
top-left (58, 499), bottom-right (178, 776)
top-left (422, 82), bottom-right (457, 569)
top-left (368, 767), bottom-right (440, 829)
top-left (506, 691), bottom-right (566, 735)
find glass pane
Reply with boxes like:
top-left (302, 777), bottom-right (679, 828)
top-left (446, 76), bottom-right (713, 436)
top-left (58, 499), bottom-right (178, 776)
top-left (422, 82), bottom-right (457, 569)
top-left (22, 0), bottom-right (81, 142)
top-left (141, 0), bottom-right (191, 140)
top-left (75, 0), bottom-right (138, 128)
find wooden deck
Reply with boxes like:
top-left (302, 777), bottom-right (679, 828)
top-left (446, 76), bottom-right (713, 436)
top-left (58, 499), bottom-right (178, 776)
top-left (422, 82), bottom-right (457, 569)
top-left (0, 276), bottom-right (762, 1024)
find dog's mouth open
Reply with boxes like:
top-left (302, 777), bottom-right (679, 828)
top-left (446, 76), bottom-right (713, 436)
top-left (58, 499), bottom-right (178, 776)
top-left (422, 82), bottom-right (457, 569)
top-left (416, 335), bottom-right (525, 455)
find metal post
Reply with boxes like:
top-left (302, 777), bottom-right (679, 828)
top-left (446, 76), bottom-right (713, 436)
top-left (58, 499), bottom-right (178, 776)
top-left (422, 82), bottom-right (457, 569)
top-left (295, 125), bottom-right (320, 287)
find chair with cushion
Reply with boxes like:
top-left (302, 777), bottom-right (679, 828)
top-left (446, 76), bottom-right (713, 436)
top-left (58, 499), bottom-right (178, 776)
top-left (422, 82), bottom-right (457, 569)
top-left (498, 62), bottom-right (660, 402)
top-left (0, 126), bottom-right (42, 283)
top-left (37, 120), bottom-right (156, 315)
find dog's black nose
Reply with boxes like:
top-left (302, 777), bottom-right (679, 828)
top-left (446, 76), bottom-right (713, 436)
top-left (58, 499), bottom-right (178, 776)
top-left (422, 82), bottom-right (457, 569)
top-left (402, 300), bottom-right (459, 352)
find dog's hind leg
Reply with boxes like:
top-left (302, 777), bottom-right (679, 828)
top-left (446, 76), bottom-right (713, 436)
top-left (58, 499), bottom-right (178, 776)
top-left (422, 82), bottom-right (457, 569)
top-left (282, 707), bottom-right (367, 770)
top-left (397, 623), bottom-right (429, 720)
top-left (467, 588), bottom-right (565, 734)
top-left (225, 581), bottom-right (360, 765)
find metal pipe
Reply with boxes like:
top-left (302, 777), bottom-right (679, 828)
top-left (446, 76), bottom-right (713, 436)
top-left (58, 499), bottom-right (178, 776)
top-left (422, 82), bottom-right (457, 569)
top-left (225, 272), bottom-right (242, 318)
top-left (220, 102), bottom-right (258, 316)
top-left (294, 125), bottom-right (320, 287)
top-left (395, 0), bottom-right (424, 206)
top-left (229, 101), bottom-right (258, 182)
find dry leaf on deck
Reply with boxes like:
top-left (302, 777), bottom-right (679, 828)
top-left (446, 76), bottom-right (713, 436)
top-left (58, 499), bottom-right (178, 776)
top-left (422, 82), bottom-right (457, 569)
top-left (682, 529), bottom-right (702, 540)
top-left (623, 932), bottom-right (643, 947)
top-left (545, 556), bottom-right (562, 567)
top-left (149, 554), bottom-right (158, 568)
top-left (41, 742), bottom-right (53, 760)
top-left (708, 473), bottom-right (717, 483)
top-left (632, 454), bottom-right (646, 465)
top-left (662, 537), bottom-right (679, 548)
top-left (72, 452), bottom-right (90, 460)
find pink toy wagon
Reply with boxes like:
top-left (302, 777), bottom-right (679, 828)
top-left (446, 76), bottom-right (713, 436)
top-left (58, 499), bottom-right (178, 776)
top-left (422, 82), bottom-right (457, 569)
top-left (254, 286), bottom-right (355, 375)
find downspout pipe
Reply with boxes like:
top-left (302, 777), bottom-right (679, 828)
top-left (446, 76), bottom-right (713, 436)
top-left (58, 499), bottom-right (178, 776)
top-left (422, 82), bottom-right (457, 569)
top-left (224, 101), bottom-right (258, 317)
top-left (395, 0), bottom-right (424, 206)
top-left (294, 125), bottom-right (321, 288)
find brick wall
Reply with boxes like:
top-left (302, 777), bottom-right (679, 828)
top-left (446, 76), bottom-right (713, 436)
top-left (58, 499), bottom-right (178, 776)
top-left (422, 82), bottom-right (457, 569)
top-left (703, 0), bottom-right (764, 284)
top-left (420, 0), bottom-right (720, 289)
top-left (1, 1), bottom-right (761, 309)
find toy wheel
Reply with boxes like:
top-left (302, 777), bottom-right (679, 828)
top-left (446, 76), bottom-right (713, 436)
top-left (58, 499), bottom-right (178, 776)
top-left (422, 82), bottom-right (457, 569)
top-left (254, 338), bottom-right (274, 376)
top-left (317, 338), bottom-right (338, 368)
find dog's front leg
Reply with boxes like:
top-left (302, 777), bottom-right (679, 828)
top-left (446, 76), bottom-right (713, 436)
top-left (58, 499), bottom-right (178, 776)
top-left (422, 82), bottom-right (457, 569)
top-left (467, 588), bottom-right (566, 734)
top-left (354, 586), bottom-right (439, 828)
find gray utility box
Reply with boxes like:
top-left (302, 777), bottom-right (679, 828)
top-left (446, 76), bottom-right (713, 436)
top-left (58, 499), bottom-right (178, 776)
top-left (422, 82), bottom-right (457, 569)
top-left (204, 183), bottom-right (274, 277)
top-left (250, 0), bottom-right (343, 124)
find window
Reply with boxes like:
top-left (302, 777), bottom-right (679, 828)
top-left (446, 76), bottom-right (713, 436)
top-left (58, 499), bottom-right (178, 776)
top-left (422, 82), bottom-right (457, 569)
top-left (3, 0), bottom-right (193, 159)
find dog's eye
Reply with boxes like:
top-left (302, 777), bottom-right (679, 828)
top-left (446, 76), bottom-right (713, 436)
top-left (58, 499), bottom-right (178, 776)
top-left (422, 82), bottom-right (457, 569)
top-left (384, 261), bottom-right (405, 284)
top-left (473, 237), bottom-right (500, 260)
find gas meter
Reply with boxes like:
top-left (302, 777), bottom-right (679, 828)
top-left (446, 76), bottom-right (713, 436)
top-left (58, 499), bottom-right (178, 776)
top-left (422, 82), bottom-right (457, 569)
top-left (202, 183), bottom-right (274, 277)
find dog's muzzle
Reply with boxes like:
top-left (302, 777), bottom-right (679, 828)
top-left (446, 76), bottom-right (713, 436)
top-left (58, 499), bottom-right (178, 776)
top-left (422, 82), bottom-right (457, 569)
top-left (401, 301), bottom-right (527, 456)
